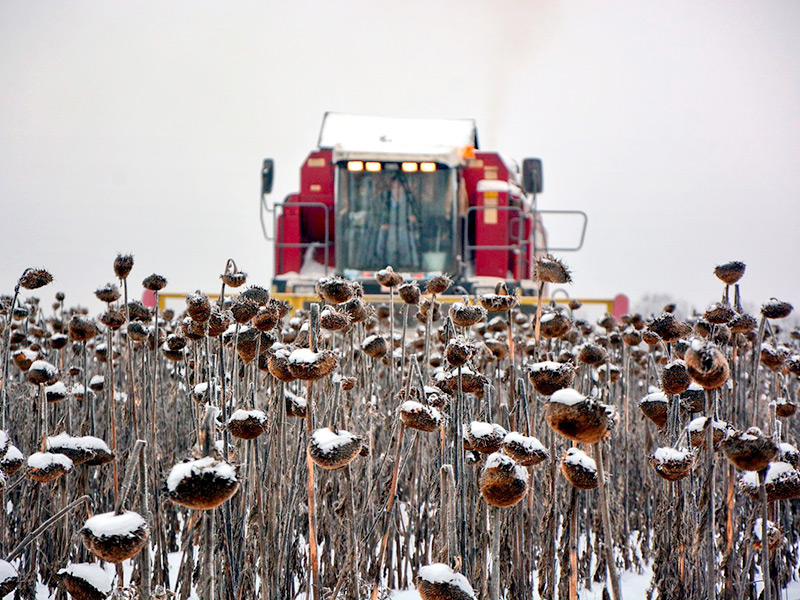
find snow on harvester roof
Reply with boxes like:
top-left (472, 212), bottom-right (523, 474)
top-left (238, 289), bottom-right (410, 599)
top-left (319, 112), bottom-right (478, 167)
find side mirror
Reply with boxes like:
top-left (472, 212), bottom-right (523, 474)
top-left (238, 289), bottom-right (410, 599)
top-left (261, 159), bottom-right (274, 195)
top-left (522, 158), bottom-right (543, 195)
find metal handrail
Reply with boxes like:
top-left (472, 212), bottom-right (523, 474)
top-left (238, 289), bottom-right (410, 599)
top-left (272, 201), bottom-right (332, 276)
top-left (463, 205), bottom-right (533, 278)
top-left (534, 209), bottom-right (588, 251)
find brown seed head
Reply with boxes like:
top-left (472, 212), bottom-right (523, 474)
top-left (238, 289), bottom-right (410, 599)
top-left (142, 273), bottom-right (167, 292)
top-left (375, 266), bottom-right (403, 288)
top-left (126, 301), bottom-right (151, 322)
top-left (714, 261), bottom-right (746, 285)
top-left (221, 270), bottom-right (247, 288)
top-left (577, 343), bottom-right (607, 366)
top-left (535, 255), bottom-right (572, 284)
top-left (398, 281), bottom-right (421, 305)
top-left (316, 276), bottom-right (354, 304)
top-left (729, 313), bottom-right (757, 333)
top-left (647, 313), bottom-right (688, 343)
top-left (761, 299), bottom-right (793, 320)
top-left (99, 308), bottom-right (126, 330)
top-left (19, 268), bottom-right (53, 290)
top-left (94, 283), bottom-right (121, 304)
top-left (529, 361), bottom-right (576, 396)
top-left (622, 326), bottom-right (642, 346)
top-left (68, 315), bottom-right (98, 342)
top-left (449, 302), bottom-right (486, 327)
top-left (479, 293), bottom-right (518, 313)
top-left (113, 254), bottom-right (134, 279)
top-left (661, 360), bottom-right (691, 395)
top-left (425, 274), bottom-right (452, 296)
top-left (186, 292), bottom-right (212, 323)
top-left (230, 297), bottom-right (259, 324)
top-left (704, 302), bottom-right (735, 324)
top-left (361, 335), bottom-right (389, 359)
top-left (253, 304), bottom-right (281, 332)
top-left (241, 285), bottom-right (270, 306)
top-left (685, 338), bottom-right (729, 390)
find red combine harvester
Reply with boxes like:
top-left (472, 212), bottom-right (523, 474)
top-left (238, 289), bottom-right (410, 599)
top-left (260, 113), bottom-right (613, 312)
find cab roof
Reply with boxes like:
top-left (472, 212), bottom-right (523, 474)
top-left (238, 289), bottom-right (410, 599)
top-left (318, 112), bottom-right (478, 167)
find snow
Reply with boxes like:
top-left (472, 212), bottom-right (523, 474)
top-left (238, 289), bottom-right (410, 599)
top-left (0, 430), bottom-right (7, 450)
top-left (417, 563), bottom-right (475, 597)
top-left (89, 375), bottom-right (104, 387)
top-left (530, 361), bottom-right (565, 372)
top-left (44, 381), bottom-right (67, 395)
top-left (0, 559), bottom-right (16, 583)
top-left (740, 461), bottom-right (797, 487)
top-left (550, 388), bottom-right (585, 406)
top-left (504, 432), bottom-right (545, 452)
top-left (83, 511), bottom-right (146, 538)
top-left (641, 391), bottom-right (668, 403)
top-left (687, 416), bottom-right (727, 432)
top-left (320, 113), bottom-right (477, 167)
top-left (362, 334), bottom-right (382, 347)
top-left (468, 421), bottom-right (506, 439)
top-left (476, 179), bottom-right (512, 193)
top-left (288, 348), bottom-right (318, 364)
top-left (228, 409), bottom-right (267, 423)
top-left (166, 456), bottom-right (237, 492)
top-left (285, 389), bottom-right (307, 408)
top-left (311, 428), bottom-right (357, 454)
top-left (400, 401), bottom-right (442, 421)
top-left (763, 461), bottom-right (795, 484)
top-left (3, 445), bottom-right (23, 462)
top-left (753, 519), bottom-right (779, 542)
top-left (57, 563), bottom-right (112, 594)
top-left (484, 451), bottom-right (529, 481)
top-left (653, 447), bottom-right (691, 462)
top-left (46, 433), bottom-right (110, 453)
top-left (27, 452), bottom-right (73, 470)
top-left (18, 349), bottom-right (39, 362)
top-left (687, 381), bottom-right (704, 391)
top-left (564, 448), bottom-right (596, 472)
top-left (28, 360), bottom-right (57, 377)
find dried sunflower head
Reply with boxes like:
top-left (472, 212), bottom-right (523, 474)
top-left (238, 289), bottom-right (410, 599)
top-left (114, 254), bottom-right (134, 279)
top-left (142, 274), bottom-right (167, 292)
top-left (714, 261), bottom-right (746, 285)
top-left (95, 283), bottom-right (121, 304)
top-left (375, 266), bottom-right (403, 288)
top-left (221, 270), bottom-right (247, 288)
top-left (761, 299), bottom-right (793, 320)
top-left (535, 255), bottom-right (572, 284)
top-left (398, 281), bottom-right (421, 305)
top-left (240, 285), bottom-right (270, 306)
top-left (425, 274), bottom-right (452, 296)
top-left (19, 268), bottom-right (53, 290)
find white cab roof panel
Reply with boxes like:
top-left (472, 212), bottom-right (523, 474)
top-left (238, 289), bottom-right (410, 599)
top-left (319, 112), bottom-right (477, 167)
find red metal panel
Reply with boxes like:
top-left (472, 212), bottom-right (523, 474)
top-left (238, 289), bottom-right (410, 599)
top-left (298, 149), bottom-right (335, 267)
top-left (474, 189), bottom-right (509, 278)
top-left (276, 194), bottom-right (302, 274)
top-left (513, 212), bottom-right (533, 280)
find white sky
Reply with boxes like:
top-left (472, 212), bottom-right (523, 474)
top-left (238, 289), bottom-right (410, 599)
top-left (1, 1), bottom-right (799, 315)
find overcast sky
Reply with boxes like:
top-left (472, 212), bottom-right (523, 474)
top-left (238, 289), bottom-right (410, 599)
top-left (1, 1), bottom-right (799, 316)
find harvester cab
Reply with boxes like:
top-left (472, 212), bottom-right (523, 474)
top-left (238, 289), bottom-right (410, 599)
top-left (261, 112), bottom-right (586, 300)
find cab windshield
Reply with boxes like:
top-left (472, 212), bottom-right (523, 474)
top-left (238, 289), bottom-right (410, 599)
top-left (336, 164), bottom-right (456, 274)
